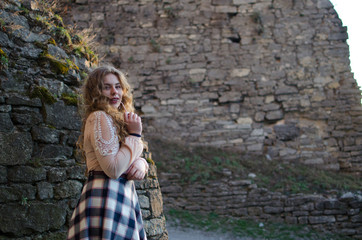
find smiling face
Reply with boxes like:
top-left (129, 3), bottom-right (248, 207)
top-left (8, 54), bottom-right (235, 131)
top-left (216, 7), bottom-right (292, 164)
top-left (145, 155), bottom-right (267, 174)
top-left (102, 73), bottom-right (123, 109)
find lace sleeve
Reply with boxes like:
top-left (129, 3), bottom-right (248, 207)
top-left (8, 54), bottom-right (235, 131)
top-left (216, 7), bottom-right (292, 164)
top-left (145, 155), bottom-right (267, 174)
top-left (94, 111), bottom-right (119, 156)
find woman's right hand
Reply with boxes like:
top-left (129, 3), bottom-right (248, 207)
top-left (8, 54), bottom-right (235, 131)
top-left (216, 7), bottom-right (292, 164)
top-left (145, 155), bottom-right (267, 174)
top-left (124, 112), bottom-right (142, 135)
top-left (125, 157), bottom-right (148, 180)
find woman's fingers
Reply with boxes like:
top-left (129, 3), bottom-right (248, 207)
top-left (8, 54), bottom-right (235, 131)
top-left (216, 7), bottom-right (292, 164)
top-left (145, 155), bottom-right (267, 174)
top-left (124, 112), bottom-right (141, 123)
top-left (128, 170), bottom-right (143, 180)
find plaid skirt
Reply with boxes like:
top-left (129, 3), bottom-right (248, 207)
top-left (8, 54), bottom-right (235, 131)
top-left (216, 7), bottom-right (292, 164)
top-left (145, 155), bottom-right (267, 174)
top-left (67, 172), bottom-right (147, 240)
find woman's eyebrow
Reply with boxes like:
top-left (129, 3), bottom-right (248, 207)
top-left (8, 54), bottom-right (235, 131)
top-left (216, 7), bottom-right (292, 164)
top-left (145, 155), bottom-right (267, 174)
top-left (104, 83), bottom-right (121, 86)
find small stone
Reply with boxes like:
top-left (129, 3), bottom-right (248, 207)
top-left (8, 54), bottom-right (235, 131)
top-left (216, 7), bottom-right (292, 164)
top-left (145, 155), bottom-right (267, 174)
top-left (139, 195), bottom-right (150, 209)
top-left (265, 110), bottom-right (283, 121)
top-left (248, 173), bottom-right (256, 178)
top-left (231, 68), bottom-right (250, 77)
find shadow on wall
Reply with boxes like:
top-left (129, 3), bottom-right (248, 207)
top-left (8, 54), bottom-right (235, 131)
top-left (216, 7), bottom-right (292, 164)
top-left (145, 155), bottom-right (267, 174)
top-left (0, 1), bottom-right (167, 239)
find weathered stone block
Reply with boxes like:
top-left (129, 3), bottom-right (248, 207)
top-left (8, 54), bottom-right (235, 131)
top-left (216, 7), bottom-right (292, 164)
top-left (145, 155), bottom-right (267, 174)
top-left (44, 101), bottom-right (81, 130)
top-left (207, 69), bottom-right (227, 81)
top-left (34, 144), bottom-right (73, 160)
top-left (215, 6), bottom-right (237, 13)
top-left (54, 180), bottom-right (83, 199)
top-left (143, 217), bottom-right (166, 237)
top-left (0, 132), bottom-right (32, 165)
top-left (6, 95), bottom-right (42, 107)
top-left (274, 124), bottom-right (300, 141)
top-left (347, 208), bottom-right (360, 216)
top-left (159, 185), bottom-right (182, 194)
top-left (0, 202), bottom-right (66, 236)
top-left (265, 110), bottom-right (283, 121)
top-left (33, 231), bottom-right (68, 240)
top-left (8, 166), bottom-right (46, 183)
top-left (324, 200), bottom-right (347, 210)
top-left (351, 213), bottom-right (362, 223)
top-left (0, 166), bottom-right (7, 183)
top-left (324, 209), bottom-right (347, 215)
top-left (0, 104), bottom-right (11, 112)
top-left (141, 209), bottom-right (151, 219)
top-left (248, 207), bottom-right (263, 215)
top-left (233, 0), bottom-right (256, 4)
top-left (139, 195), bottom-right (150, 209)
top-left (149, 189), bottom-right (164, 218)
top-left (254, 112), bottom-right (265, 122)
top-left (189, 68), bottom-right (206, 83)
top-left (31, 126), bottom-right (60, 144)
top-left (293, 211), bottom-right (309, 217)
top-left (234, 208), bottom-right (248, 216)
top-left (231, 68), bottom-right (250, 77)
top-left (48, 168), bottom-right (67, 183)
top-left (264, 206), bottom-right (284, 214)
top-left (0, 186), bottom-right (20, 203)
top-left (66, 130), bottom-right (81, 146)
top-left (136, 178), bottom-right (160, 190)
top-left (246, 143), bottom-right (263, 151)
top-left (309, 216), bottom-right (336, 224)
top-left (298, 216), bottom-right (309, 224)
top-left (0, 112), bottom-right (14, 132)
top-left (219, 91), bottom-right (242, 103)
top-left (67, 165), bottom-right (87, 180)
top-left (11, 112), bottom-right (43, 126)
top-left (300, 202), bottom-right (314, 211)
top-left (36, 182), bottom-right (54, 200)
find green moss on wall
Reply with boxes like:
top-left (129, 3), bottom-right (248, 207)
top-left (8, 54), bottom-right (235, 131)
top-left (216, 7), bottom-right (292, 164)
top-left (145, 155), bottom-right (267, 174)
top-left (61, 92), bottom-right (78, 106)
top-left (0, 48), bottom-right (8, 69)
top-left (40, 51), bottom-right (81, 75)
top-left (30, 86), bottom-right (57, 105)
top-left (41, 52), bottom-right (69, 75)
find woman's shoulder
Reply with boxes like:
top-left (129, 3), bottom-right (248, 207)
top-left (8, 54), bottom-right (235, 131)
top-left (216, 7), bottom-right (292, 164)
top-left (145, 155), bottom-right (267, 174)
top-left (87, 110), bottom-right (110, 122)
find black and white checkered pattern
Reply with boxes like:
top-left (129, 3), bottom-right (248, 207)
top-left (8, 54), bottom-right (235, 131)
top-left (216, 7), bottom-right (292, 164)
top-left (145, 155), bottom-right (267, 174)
top-left (67, 173), bottom-right (147, 240)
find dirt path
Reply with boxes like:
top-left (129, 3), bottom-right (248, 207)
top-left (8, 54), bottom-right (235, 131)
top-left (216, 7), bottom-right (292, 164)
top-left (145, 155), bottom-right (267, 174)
top-left (167, 226), bottom-right (256, 240)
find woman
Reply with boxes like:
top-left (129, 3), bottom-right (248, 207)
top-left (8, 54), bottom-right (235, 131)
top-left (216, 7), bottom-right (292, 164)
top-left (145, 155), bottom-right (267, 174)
top-left (67, 66), bottom-right (148, 240)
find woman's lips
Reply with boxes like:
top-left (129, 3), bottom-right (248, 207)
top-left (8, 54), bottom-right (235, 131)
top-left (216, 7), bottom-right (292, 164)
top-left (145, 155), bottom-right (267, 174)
top-left (110, 98), bottom-right (119, 104)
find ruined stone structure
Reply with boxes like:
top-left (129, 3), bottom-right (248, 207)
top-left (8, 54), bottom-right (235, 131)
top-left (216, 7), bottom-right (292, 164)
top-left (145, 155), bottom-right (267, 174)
top-left (63, 0), bottom-right (362, 173)
top-left (160, 173), bottom-right (362, 238)
top-left (0, 1), bottom-right (167, 239)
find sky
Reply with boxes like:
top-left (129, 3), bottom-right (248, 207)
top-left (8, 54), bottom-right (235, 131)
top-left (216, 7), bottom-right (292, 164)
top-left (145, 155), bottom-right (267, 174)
top-left (329, 0), bottom-right (362, 88)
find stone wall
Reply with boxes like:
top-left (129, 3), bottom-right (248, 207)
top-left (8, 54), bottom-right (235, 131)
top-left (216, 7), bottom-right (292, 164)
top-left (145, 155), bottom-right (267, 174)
top-left (159, 173), bottom-right (362, 238)
top-left (0, 0), bottom-right (167, 239)
top-left (63, 0), bottom-right (362, 173)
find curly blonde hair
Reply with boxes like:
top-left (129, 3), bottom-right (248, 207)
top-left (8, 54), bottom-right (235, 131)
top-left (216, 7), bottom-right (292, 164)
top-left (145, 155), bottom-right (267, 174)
top-left (77, 66), bottom-right (135, 159)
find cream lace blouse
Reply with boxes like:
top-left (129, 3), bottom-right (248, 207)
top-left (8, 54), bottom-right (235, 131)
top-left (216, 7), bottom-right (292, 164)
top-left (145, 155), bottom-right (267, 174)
top-left (83, 111), bottom-right (143, 179)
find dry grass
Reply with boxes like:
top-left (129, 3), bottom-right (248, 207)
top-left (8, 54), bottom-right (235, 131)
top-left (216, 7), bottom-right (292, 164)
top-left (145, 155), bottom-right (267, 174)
top-left (148, 137), bottom-right (361, 195)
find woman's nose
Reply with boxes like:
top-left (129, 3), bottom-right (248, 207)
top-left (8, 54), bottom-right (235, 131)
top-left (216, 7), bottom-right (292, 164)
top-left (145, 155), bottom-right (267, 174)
top-left (111, 86), bottom-right (118, 94)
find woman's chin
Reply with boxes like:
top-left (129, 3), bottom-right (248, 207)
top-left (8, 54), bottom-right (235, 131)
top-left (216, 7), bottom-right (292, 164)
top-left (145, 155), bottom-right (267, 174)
top-left (109, 103), bottom-right (120, 109)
